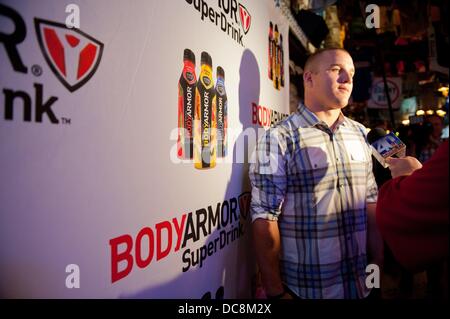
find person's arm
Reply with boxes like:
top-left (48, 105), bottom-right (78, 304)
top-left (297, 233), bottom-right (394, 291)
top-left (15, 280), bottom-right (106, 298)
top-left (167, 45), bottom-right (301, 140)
top-left (252, 219), bottom-right (285, 296)
top-left (367, 202), bottom-right (383, 267)
top-left (249, 128), bottom-right (289, 298)
top-left (376, 141), bottom-right (449, 272)
top-left (364, 136), bottom-right (383, 267)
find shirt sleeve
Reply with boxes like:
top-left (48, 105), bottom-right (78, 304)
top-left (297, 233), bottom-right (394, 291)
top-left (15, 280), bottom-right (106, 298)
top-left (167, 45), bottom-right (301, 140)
top-left (361, 128), bottom-right (378, 203)
top-left (249, 128), bottom-right (288, 222)
top-left (366, 150), bottom-right (379, 204)
top-left (354, 122), bottom-right (378, 204)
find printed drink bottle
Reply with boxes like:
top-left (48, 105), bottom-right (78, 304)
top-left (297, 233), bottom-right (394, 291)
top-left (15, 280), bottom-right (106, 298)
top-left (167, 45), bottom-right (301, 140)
top-left (273, 24), bottom-right (279, 90)
top-left (194, 52), bottom-right (216, 169)
top-left (215, 66), bottom-right (227, 157)
top-left (268, 22), bottom-right (273, 80)
top-left (177, 48), bottom-right (197, 159)
top-left (279, 34), bottom-right (284, 88)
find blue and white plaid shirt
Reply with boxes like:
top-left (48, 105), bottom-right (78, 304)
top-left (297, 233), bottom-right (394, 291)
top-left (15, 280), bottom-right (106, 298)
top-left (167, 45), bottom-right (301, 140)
top-left (249, 103), bottom-right (378, 299)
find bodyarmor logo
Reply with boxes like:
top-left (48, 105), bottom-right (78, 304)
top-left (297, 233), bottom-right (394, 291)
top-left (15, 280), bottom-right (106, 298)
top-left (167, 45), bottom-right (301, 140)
top-left (185, 0), bottom-right (252, 46)
top-left (238, 4), bottom-right (251, 34)
top-left (34, 18), bottom-right (104, 92)
top-left (238, 192), bottom-right (250, 219)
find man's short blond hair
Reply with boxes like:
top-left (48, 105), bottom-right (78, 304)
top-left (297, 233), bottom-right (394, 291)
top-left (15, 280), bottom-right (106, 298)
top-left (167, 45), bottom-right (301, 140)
top-left (304, 47), bottom-right (350, 73)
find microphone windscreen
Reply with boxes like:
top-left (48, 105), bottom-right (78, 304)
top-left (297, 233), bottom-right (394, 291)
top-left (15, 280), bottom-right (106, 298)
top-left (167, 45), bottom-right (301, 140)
top-left (367, 127), bottom-right (387, 144)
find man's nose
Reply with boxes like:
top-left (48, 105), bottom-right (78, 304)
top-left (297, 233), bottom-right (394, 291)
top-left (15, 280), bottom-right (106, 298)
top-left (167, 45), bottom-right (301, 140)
top-left (339, 70), bottom-right (353, 84)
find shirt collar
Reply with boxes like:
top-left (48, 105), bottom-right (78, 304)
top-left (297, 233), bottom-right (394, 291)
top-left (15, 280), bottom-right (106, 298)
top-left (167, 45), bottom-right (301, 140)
top-left (296, 102), bottom-right (348, 130)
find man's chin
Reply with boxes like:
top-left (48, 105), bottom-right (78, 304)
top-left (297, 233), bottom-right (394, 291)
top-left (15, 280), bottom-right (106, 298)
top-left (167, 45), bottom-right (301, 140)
top-left (333, 93), bottom-right (350, 106)
top-left (331, 100), bottom-right (349, 109)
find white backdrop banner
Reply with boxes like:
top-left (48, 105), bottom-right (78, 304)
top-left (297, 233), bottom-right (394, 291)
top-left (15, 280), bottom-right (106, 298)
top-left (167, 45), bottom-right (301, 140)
top-left (0, 0), bottom-right (289, 298)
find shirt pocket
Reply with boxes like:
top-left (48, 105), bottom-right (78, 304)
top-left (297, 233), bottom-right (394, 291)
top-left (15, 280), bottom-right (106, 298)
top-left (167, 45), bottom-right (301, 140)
top-left (344, 140), bottom-right (367, 162)
top-left (306, 143), bottom-right (329, 169)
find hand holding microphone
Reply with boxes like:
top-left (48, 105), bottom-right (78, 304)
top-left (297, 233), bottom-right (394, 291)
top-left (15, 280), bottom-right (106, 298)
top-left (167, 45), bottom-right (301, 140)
top-left (385, 156), bottom-right (423, 178)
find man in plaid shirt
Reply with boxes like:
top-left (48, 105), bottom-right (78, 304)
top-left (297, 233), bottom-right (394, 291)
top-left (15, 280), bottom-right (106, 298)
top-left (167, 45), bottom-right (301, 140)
top-left (249, 48), bottom-right (383, 299)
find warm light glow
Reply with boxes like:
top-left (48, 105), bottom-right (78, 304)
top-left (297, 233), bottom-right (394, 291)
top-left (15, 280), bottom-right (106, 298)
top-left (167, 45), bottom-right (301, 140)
top-left (416, 110), bottom-right (425, 116)
top-left (426, 110), bottom-right (434, 115)
top-left (401, 119), bottom-right (410, 125)
top-left (436, 109), bottom-right (446, 117)
top-left (386, 130), bottom-right (390, 134)
top-left (438, 86), bottom-right (449, 97)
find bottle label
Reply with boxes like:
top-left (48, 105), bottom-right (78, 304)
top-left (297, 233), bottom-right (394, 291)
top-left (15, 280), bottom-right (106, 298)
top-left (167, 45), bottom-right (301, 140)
top-left (195, 66), bottom-right (216, 169)
top-left (215, 79), bottom-right (227, 158)
top-left (178, 62), bottom-right (196, 159)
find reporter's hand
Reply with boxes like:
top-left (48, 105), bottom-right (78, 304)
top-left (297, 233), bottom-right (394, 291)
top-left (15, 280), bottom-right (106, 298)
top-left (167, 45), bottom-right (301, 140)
top-left (386, 156), bottom-right (422, 178)
top-left (281, 292), bottom-right (294, 299)
top-left (266, 289), bottom-right (294, 300)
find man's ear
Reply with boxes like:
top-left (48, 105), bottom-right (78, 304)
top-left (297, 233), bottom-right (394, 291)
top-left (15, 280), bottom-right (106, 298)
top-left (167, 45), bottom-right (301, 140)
top-left (303, 71), bottom-right (313, 88)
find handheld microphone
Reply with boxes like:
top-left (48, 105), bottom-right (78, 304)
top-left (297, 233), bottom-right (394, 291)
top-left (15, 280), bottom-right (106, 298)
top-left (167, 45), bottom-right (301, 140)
top-left (368, 129), bottom-right (406, 167)
top-left (367, 127), bottom-right (387, 145)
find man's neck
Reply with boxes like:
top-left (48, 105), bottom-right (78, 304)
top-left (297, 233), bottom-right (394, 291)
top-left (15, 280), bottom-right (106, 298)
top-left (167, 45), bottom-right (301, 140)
top-left (304, 102), bottom-right (342, 128)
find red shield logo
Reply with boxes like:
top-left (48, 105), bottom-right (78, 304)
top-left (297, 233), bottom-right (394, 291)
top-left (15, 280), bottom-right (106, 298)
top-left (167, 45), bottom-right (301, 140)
top-left (34, 18), bottom-right (103, 92)
top-left (239, 4), bottom-right (251, 35)
top-left (238, 192), bottom-right (251, 219)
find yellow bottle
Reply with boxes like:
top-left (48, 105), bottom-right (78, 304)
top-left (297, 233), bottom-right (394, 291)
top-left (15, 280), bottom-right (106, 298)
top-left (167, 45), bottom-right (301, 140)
top-left (194, 52), bottom-right (216, 169)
